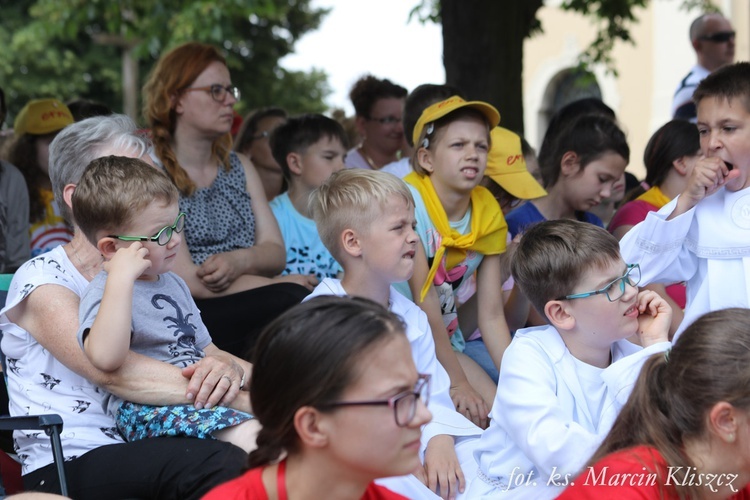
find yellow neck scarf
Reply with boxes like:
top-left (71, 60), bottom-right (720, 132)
top-left (405, 171), bottom-right (507, 301)
top-left (636, 186), bottom-right (670, 209)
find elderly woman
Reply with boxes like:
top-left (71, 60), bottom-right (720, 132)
top-left (143, 42), bottom-right (309, 357)
top-left (0, 114), bottom-right (247, 499)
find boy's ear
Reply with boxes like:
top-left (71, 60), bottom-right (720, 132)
top-left (97, 237), bottom-right (119, 260)
top-left (294, 406), bottom-right (330, 449)
top-left (560, 152), bottom-right (580, 177)
top-left (544, 300), bottom-right (576, 331)
top-left (287, 152), bottom-right (303, 176)
top-left (340, 228), bottom-right (362, 258)
top-left (417, 148), bottom-right (434, 174)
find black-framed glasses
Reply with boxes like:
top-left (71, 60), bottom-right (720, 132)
top-left (317, 373), bottom-right (430, 427)
top-left (699, 31), bottom-right (735, 43)
top-left (252, 131), bottom-right (271, 141)
top-left (556, 264), bottom-right (641, 302)
top-left (368, 115), bottom-right (402, 126)
top-left (183, 84), bottom-right (241, 102)
top-left (109, 213), bottom-right (186, 247)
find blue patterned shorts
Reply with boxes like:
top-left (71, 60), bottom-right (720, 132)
top-left (116, 401), bottom-right (254, 442)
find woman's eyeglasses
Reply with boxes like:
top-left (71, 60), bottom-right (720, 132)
top-left (109, 213), bottom-right (186, 247)
top-left (317, 374), bottom-right (430, 427)
top-left (183, 84), bottom-right (241, 102)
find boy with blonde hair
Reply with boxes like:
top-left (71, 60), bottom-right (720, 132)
top-left (307, 168), bottom-right (481, 500)
top-left (620, 62), bottom-right (750, 340)
top-left (469, 219), bottom-right (671, 498)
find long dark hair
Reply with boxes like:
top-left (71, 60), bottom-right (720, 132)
top-left (7, 134), bottom-right (45, 223)
top-left (586, 308), bottom-right (750, 499)
top-left (247, 295), bottom-right (406, 469)
top-left (623, 120), bottom-right (699, 202)
top-left (540, 114), bottom-right (629, 188)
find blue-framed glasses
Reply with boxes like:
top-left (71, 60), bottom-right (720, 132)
top-left (109, 213), bottom-right (186, 247)
top-left (556, 264), bottom-right (641, 302)
top-left (317, 373), bottom-right (430, 427)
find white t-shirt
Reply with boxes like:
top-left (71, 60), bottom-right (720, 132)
top-left (0, 247), bottom-right (123, 474)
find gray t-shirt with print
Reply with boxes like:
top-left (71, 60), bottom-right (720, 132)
top-left (78, 270), bottom-right (211, 416)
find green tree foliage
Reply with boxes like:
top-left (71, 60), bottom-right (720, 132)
top-left (411, 0), bottom-right (718, 133)
top-left (0, 0), bottom-right (331, 124)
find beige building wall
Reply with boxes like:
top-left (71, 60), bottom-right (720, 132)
top-left (523, 0), bottom-right (746, 180)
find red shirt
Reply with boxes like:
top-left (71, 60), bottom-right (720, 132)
top-left (201, 466), bottom-right (410, 500)
top-left (556, 445), bottom-right (750, 499)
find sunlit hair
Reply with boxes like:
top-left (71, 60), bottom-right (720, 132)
top-left (142, 42), bottom-right (232, 196)
top-left (411, 107), bottom-right (492, 176)
top-left (693, 61), bottom-right (750, 114)
top-left (586, 308), bottom-right (750, 500)
top-left (72, 155), bottom-right (177, 246)
top-left (49, 114), bottom-right (151, 224)
top-left (510, 219), bottom-right (621, 317)
top-left (247, 295), bottom-right (406, 469)
top-left (310, 169), bottom-right (414, 263)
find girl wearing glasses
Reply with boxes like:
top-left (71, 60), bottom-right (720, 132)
top-left (203, 295), bottom-right (433, 500)
top-left (144, 42), bottom-right (310, 358)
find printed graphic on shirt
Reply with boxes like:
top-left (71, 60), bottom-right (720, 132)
top-left (151, 293), bottom-right (204, 365)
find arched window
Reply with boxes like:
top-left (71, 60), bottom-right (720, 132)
top-left (538, 68), bottom-right (602, 144)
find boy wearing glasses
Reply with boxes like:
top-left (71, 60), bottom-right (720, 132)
top-left (468, 219), bottom-right (671, 499)
top-left (306, 169), bottom-right (483, 500)
top-left (72, 156), bottom-right (259, 451)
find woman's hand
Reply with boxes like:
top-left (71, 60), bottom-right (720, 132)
top-left (197, 252), bottom-right (245, 292)
top-left (422, 435), bottom-right (465, 499)
top-left (182, 354), bottom-right (245, 409)
top-left (450, 381), bottom-right (489, 429)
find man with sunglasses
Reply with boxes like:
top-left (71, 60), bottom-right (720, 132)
top-left (672, 12), bottom-right (735, 122)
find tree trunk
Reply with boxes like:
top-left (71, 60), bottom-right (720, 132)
top-left (441, 0), bottom-right (543, 135)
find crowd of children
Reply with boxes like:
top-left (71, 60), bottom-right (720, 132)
top-left (4, 38), bottom-right (750, 499)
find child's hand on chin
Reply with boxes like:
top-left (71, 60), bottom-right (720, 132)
top-left (633, 290), bottom-right (672, 347)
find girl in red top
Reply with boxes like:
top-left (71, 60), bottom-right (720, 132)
top-left (558, 308), bottom-right (750, 499)
top-left (202, 296), bottom-right (432, 500)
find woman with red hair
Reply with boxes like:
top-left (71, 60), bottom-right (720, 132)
top-left (143, 42), bottom-right (310, 357)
